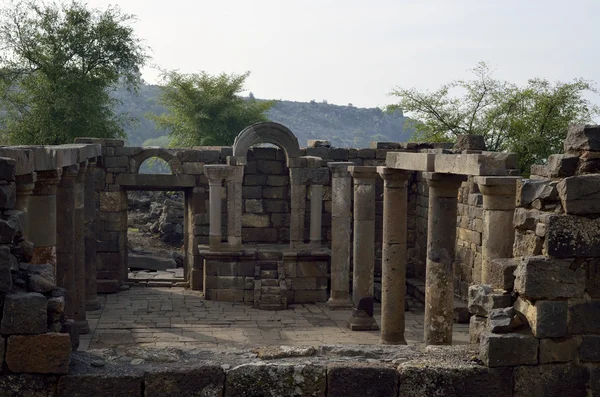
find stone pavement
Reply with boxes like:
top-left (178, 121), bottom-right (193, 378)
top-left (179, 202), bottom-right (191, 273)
top-left (81, 287), bottom-right (470, 351)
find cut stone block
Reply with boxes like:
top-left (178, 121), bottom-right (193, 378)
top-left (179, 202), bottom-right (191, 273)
top-left (488, 307), bottom-right (524, 334)
top-left (579, 335), bottom-right (600, 362)
top-left (6, 333), bottom-right (71, 374)
top-left (557, 174), bottom-right (600, 215)
top-left (468, 285), bottom-right (511, 316)
top-left (516, 179), bottom-right (557, 207)
top-left (1, 292), bottom-right (47, 335)
top-left (548, 154), bottom-right (578, 178)
top-left (487, 258), bottom-right (517, 290)
top-left (327, 363), bottom-right (398, 397)
top-left (454, 134), bottom-right (486, 151)
top-left (513, 363), bottom-right (588, 397)
top-left (385, 152), bottom-right (434, 172)
top-left (564, 124), bottom-right (600, 153)
top-left (514, 256), bottom-right (585, 300)
top-left (539, 338), bottom-right (578, 364)
top-left (479, 332), bottom-right (538, 367)
top-left (513, 297), bottom-right (568, 338)
top-left (145, 365), bottom-right (225, 397)
top-left (434, 153), bottom-right (507, 176)
top-left (546, 215), bottom-right (600, 258)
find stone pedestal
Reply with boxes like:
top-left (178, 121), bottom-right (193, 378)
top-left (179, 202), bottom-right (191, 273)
top-left (309, 184), bottom-right (323, 246)
top-left (289, 168), bottom-right (306, 250)
top-left (15, 172), bottom-right (36, 238)
top-left (378, 167), bottom-right (410, 345)
top-left (29, 169), bottom-right (62, 265)
top-left (73, 161), bottom-right (89, 333)
top-left (347, 166), bottom-right (379, 331)
top-left (475, 176), bottom-right (521, 285)
top-left (84, 160), bottom-right (100, 311)
top-left (424, 173), bottom-right (466, 345)
top-left (327, 162), bottom-right (354, 310)
top-left (56, 165), bottom-right (79, 319)
top-left (226, 166), bottom-right (244, 249)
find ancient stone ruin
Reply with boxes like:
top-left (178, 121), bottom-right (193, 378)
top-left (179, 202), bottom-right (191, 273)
top-left (0, 122), bottom-right (599, 396)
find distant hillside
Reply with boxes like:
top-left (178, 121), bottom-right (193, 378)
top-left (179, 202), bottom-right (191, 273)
top-left (113, 84), bottom-right (413, 148)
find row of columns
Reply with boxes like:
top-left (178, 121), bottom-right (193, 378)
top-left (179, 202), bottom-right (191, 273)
top-left (22, 159), bottom-right (99, 335)
top-left (327, 163), bottom-right (519, 345)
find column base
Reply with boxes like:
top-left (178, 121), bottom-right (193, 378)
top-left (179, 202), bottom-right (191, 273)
top-left (347, 309), bottom-right (379, 331)
top-left (379, 333), bottom-right (408, 345)
top-left (327, 297), bottom-right (352, 310)
top-left (75, 320), bottom-right (90, 335)
top-left (85, 299), bottom-right (101, 311)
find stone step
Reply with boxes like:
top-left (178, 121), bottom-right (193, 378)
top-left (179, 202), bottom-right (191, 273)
top-left (258, 303), bottom-right (284, 311)
top-left (261, 279), bottom-right (279, 287)
top-left (260, 294), bottom-right (281, 304)
top-left (261, 270), bottom-right (278, 279)
top-left (261, 286), bottom-right (280, 295)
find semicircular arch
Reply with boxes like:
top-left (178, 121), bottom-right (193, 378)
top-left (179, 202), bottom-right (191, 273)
top-left (132, 148), bottom-right (183, 175)
top-left (232, 122), bottom-right (300, 166)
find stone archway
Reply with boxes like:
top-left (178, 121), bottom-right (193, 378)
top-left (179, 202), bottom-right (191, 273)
top-left (232, 122), bottom-right (301, 166)
top-left (131, 148), bottom-right (183, 175)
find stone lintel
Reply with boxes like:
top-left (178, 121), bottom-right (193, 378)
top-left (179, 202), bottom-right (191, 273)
top-left (290, 167), bottom-right (329, 185)
top-left (74, 137), bottom-right (125, 147)
top-left (474, 176), bottom-right (522, 187)
top-left (0, 148), bottom-right (35, 175)
top-left (59, 144), bottom-right (102, 162)
top-left (386, 152), bottom-right (435, 172)
top-left (434, 153), bottom-right (507, 176)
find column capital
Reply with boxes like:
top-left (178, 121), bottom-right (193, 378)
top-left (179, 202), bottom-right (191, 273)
top-left (204, 164), bottom-right (239, 182)
top-left (328, 161), bottom-right (354, 178)
top-left (348, 166), bottom-right (378, 184)
top-left (61, 164), bottom-right (80, 179)
top-left (377, 167), bottom-right (410, 188)
top-left (76, 160), bottom-right (88, 183)
top-left (33, 168), bottom-right (62, 196)
top-left (474, 176), bottom-right (522, 196)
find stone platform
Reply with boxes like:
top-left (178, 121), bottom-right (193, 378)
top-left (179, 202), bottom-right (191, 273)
top-left (81, 287), bottom-right (469, 351)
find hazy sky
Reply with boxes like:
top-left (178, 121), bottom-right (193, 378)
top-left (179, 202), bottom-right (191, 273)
top-left (86, 0), bottom-right (600, 109)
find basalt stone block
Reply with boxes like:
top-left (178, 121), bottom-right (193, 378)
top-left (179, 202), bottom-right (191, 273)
top-left (245, 198), bottom-right (264, 213)
top-left (513, 208), bottom-right (539, 230)
top-left (454, 134), bottom-right (487, 151)
top-left (397, 364), bottom-right (512, 397)
top-left (145, 365), bottom-right (225, 397)
top-left (1, 292), bottom-right (47, 335)
top-left (0, 249), bottom-right (11, 292)
top-left (488, 258), bottom-right (517, 290)
top-left (564, 124), bottom-right (600, 154)
top-left (0, 182), bottom-right (16, 209)
top-left (488, 307), bottom-right (524, 334)
top-left (6, 333), bottom-right (71, 374)
top-left (468, 285), bottom-right (511, 316)
top-left (548, 154), bottom-right (579, 178)
top-left (516, 179), bottom-right (557, 207)
top-left (0, 374), bottom-right (58, 397)
top-left (514, 256), bottom-right (585, 300)
top-left (513, 230), bottom-right (543, 257)
top-left (225, 363), bottom-right (326, 397)
top-left (514, 298), bottom-right (568, 338)
top-left (27, 263), bottom-right (56, 293)
top-left (579, 335), bottom-right (600, 362)
top-left (327, 363), bottom-right (398, 397)
top-left (58, 372), bottom-right (143, 397)
top-left (241, 214), bottom-right (270, 228)
top-left (257, 161), bottom-right (284, 175)
top-left (479, 332), bottom-right (538, 367)
top-left (242, 186), bottom-right (262, 199)
top-left (557, 174), bottom-right (600, 215)
top-left (546, 215), bottom-right (600, 258)
top-left (513, 363), bottom-right (588, 397)
top-left (539, 337), bottom-right (578, 363)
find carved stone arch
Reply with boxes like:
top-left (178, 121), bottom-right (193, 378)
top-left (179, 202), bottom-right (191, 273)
top-left (232, 122), bottom-right (301, 166)
top-left (132, 148), bottom-right (183, 175)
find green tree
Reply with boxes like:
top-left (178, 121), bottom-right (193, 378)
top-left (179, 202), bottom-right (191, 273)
top-left (0, 0), bottom-right (147, 145)
top-left (388, 62), bottom-right (599, 172)
top-left (149, 71), bottom-right (274, 147)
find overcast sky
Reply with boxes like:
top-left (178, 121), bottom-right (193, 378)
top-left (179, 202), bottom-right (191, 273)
top-left (86, 0), bottom-right (600, 110)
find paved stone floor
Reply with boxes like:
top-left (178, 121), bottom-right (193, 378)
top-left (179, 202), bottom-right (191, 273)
top-left (81, 287), bottom-right (470, 351)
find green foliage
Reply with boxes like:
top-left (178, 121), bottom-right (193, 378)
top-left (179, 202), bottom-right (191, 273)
top-left (389, 62), bottom-right (599, 172)
top-left (149, 71), bottom-right (274, 147)
top-left (142, 135), bottom-right (171, 147)
top-left (139, 156), bottom-right (171, 174)
top-left (0, 0), bottom-right (147, 145)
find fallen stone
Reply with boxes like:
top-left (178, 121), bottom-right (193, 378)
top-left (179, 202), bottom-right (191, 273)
top-left (479, 332), bottom-right (538, 367)
top-left (564, 124), bottom-right (600, 154)
top-left (513, 363), bottom-right (588, 397)
top-left (327, 363), bottom-right (398, 397)
top-left (145, 365), bottom-right (225, 397)
top-left (468, 285), bottom-right (511, 317)
top-left (539, 337), bottom-right (578, 364)
top-left (514, 256), bottom-right (585, 300)
top-left (6, 333), bottom-right (71, 374)
top-left (128, 253), bottom-right (176, 271)
top-left (513, 297), bottom-right (568, 338)
top-left (1, 292), bottom-right (47, 335)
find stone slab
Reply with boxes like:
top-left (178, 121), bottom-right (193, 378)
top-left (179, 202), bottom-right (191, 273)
top-left (479, 333), bottom-right (538, 367)
top-left (327, 363), bottom-right (398, 397)
top-left (434, 153), bottom-right (507, 176)
top-left (386, 152), bottom-right (435, 172)
top-left (0, 149), bottom-right (35, 175)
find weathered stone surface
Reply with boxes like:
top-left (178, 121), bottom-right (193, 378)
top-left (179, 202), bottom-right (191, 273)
top-left (27, 263), bottom-right (56, 293)
top-left (454, 134), bottom-right (486, 151)
top-left (225, 363), bottom-right (326, 397)
top-left (0, 182), bottom-right (16, 209)
top-left (514, 298), bottom-right (568, 338)
top-left (564, 124), bottom-right (600, 153)
top-left (469, 315), bottom-right (487, 344)
top-left (488, 307), bottom-right (524, 333)
top-left (434, 153), bottom-right (507, 176)
top-left (579, 335), bottom-right (600, 362)
top-left (513, 207), bottom-right (539, 230)
top-left (539, 337), bottom-right (578, 364)
top-left (512, 230), bottom-right (543, 257)
top-left (0, 374), bottom-right (58, 397)
top-left (0, 246), bottom-right (12, 292)
top-left (327, 363), bottom-right (398, 397)
top-left (58, 373), bottom-right (143, 397)
top-left (307, 139), bottom-right (331, 148)
top-left (397, 365), bottom-right (512, 397)
top-left (1, 292), bottom-right (47, 335)
top-left (487, 258), bottom-right (517, 290)
top-left (514, 256), bottom-right (585, 300)
top-left (386, 152), bottom-right (434, 172)
top-left (516, 179), bottom-right (557, 207)
top-left (241, 214), bottom-right (270, 228)
top-left (468, 285), bottom-right (511, 316)
top-left (546, 215), bottom-right (600, 257)
top-left (557, 174), bottom-right (600, 215)
top-left (548, 154), bottom-right (578, 177)
top-left (6, 333), bottom-right (71, 374)
top-left (513, 363), bottom-right (588, 397)
top-left (145, 365), bottom-right (225, 397)
top-left (479, 332), bottom-right (538, 367)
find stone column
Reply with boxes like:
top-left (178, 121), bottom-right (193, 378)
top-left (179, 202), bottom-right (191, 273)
top-left (327, 162), bottom-right (354, 309)
top-left (475, 176), bottom-right (521, 284)
top-left (15, 172), bottom-right (36, 238)
top-left (204, 165), bottom-right (228, 250)
top-left (424, 173), bottom-right (466, 345)
top-left (347, 166), bottom-right (379, 331)
top-left (378, 167), bottom-right (410, 345)
top-left (309, 184), bottom-right (323, 246)
top-left (29, 169), bottom-right (62, 265)
top-left (226, 166), bottom-right (244, 249)
top-left (56, 164), bottom-right (79, 319)
top-left (73, 161), bottom-right (89, 333)
top-left (289, 167), bottom-right (306, 250)
top-left (84, 160), bottom-right (100, 310)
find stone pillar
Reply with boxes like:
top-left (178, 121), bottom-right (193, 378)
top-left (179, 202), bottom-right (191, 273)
top-left (424, 173), bottom-right (466, 345)
top-left (327, 162), bottom-right (354, 309)
top-left (84, 160), bottom-right (100, 311)
top-left (73, 161), bottom-right (89, 333)
top-left (15, 172), bottom-right (36, 238)
top-left (226, 166), bottom-right (244, 249)
top-left (208, 179), bottom-right (222, 249)
top-left (309, 184), bottom-right (323, 246)
top-left (29, 169), bottom-right (62, 265)
top-left (347, 166), bottom-right (379, 331)
top-left (475, 176), bottom-right (521, 284)
top-left (56, 164), bottom-right (79, 319)
top-left (289, 168), bottom-right (306, 250)
top-left (378, 167), bottom-right (410, 345)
